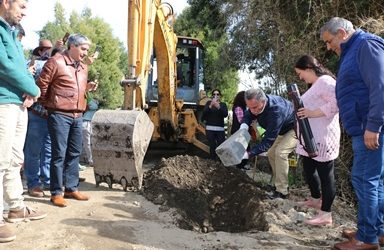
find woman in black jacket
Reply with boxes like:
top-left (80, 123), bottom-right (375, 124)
top-left (202, 89), bottom-right (228, 160)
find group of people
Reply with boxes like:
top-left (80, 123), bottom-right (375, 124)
top-left (0, 0), bottom-right (99, 243)
top-left (202, 17), bottom-right (384, 250)
top-left (203, 62), bottom-right (334, 204)
top-left (23, 28), bottom-right (98, 198)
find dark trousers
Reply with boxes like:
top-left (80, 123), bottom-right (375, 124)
top-left (302, 156), bottom-right (335, 212)
top-left (24, 111), bottom-right (51, 189)
top-left (205, 130), bottom-right (225, 160)
top-left (48, 112), bottom-right (83, 195)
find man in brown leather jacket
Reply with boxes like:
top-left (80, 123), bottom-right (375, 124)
top-left (37, 34), bottom-right (97, 207)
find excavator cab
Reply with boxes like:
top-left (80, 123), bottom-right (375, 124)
top-left (146, 36), bottom-right (205, 107)
top-left (144, 36), bottom-right (209, 152)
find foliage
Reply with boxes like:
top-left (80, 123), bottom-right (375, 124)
top-left (38, 3), bottom-right (126, 109)
top-left (219, 0), bottom-right (384, 93)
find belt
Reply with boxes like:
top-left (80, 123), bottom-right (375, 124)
top-left (50, 110), bottom-right (83, 118)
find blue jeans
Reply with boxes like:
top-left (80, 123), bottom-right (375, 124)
top-left (352, 134), bottom-right (384, 244)
top-left (24, 111), bottom-right (51, 189)
top-left (48, 112), bottom-right (83, 196)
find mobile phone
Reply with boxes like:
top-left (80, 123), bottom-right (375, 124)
top-left (62, 32), bottom-right (70, 44)
top-left (93, 45), bottom-right (101, 59)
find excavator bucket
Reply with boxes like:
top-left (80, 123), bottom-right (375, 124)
top-left (91, 110), bottom-right (154, 190)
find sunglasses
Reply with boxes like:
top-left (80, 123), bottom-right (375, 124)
top-left (212, 93), bottom-right (220, 96)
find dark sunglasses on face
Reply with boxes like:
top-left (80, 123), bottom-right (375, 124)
top-left (212, 93), bottom-right (220, 96)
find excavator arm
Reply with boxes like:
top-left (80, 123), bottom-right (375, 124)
top-left (153, 3), bottom-right (179, 140)
top-left (91, 0), bottom-right (209, 191)
top-left (124, 0), bottom-right (179, 140)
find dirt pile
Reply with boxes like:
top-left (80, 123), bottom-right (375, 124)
top-left (142, 155), bottom-right (269, 233)
top-left (140, 154), bottom-right (361, 249)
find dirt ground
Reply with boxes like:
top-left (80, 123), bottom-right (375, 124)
top-left (143, 155), bottom-right (268, 233)
top-left (2, 154), bottom-right (360, 250)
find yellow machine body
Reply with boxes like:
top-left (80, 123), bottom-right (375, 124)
top-left (92, 0), bottom-right (209, 190)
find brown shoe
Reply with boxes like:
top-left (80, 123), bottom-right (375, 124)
top-left (0, 223), bottom-right (16, 243)
top-left (333, 238), bottom-right (379, 250)
top-left (50, 195), bottom-right (68, 207)
top-left (6, 207), bottom-right (47, 223)
top-left (64, 191), bottom-right (89, 201)
top-left (79, 177), bottom-right (86, 182)
top-left (342, 228), bottom-right (356, 239)
top-left (342, 228), bottom-right (384, 246)
top-left (28, 187), bottom-right (44, 197)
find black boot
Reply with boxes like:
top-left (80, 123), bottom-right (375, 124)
top-left (236, 159), bottom-right (249, 170)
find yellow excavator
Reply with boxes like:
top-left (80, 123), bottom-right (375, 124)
top-left (91, 0), bottom-right (209, 190)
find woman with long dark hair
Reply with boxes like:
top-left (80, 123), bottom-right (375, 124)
top-left (231, 91), bottom-right (246, 135)
top-left (294, 55), bottom-right (340, 226)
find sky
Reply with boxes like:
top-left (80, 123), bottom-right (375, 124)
top-left (21, 0), bottom-right (189, 50)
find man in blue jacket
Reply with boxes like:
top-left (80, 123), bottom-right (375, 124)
top-left (0, 0), bottom-right (47, 243)
top-left (321, 17), bottom-right (384, 250)
top-left (240, 88), bottom-right (296, 199)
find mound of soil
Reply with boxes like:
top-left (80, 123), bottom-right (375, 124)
top-left (142, 155), bottom-right (269, 233)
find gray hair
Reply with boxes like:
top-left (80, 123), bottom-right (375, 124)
top-left (320, 17), bottom-right (354, 37)
top-left (244, 88), bottom-right (267, 102)
top-left (67, 34), bottom-right (91, 49)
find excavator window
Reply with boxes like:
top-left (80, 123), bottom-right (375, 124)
top-left (146, 37), bottom-right (205, 107)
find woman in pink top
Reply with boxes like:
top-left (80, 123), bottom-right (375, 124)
top-left (294, 55), bottom-right (340, 226)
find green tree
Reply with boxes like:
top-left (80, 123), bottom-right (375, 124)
top-left (218, 0), bottom-right (384, 92)
top-left (38, 3), bottom-right (70, 42)
top-left (38, 3), bottom-right (127, 109)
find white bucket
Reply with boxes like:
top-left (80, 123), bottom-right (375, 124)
top-left (215, 129), bottom-right (251, 166)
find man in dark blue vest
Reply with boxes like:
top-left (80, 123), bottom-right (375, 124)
top-left (321, 17), bottom-right (384, 250)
